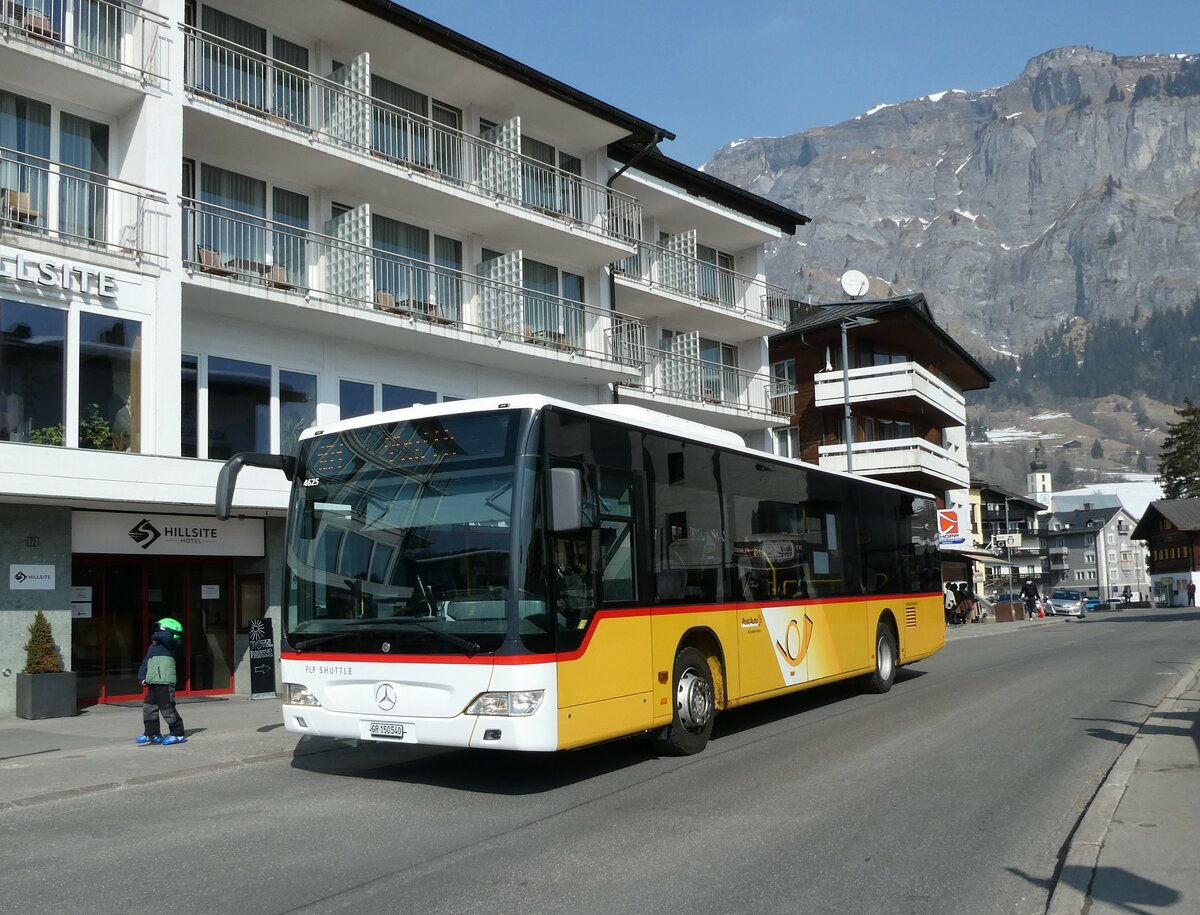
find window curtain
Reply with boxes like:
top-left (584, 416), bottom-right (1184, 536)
top-left (0, 91), bottom-right (50, 226)
top-left (74, 0), bottom-right (121, 64)
top-left (272, 36), bottom-right (309, 125)
top-left (433, 235), bottom-right (462, 320)
top-left (200, 7), bottom-right (266, 108)
top-left (523, 258), bottom-right (558, 336)
top-left (430, 101), bottom-right (461, 179)
top-left (59, 113), bottom-right (109, 245)
top-left (521, 135), bottom-right (556, 211)
top-left (372, 215), bottom-right (429, 304)
top-left (371, 75), bottom-right (428, 163)
top-left (199, 164), bottom-right (265, 266)
top-left (271, 187), bottom-right (308, 284)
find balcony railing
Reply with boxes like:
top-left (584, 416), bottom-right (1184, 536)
top-left (181, 26), bottom-right (641, 246)
top-left (817, 436), bottom-right (969, 485)
top-left (614, 240), bottom-right (789, 324)
top-left (815, 361), bottom-right (966, 424)
top-left (180, 198), bottom-right (645, 367)
top-left (0, 146), bottom-right (169, 262)
top-left (1, 0), bottom-right (167, 85)
top-left (617, 345), bottom-right (787, 417)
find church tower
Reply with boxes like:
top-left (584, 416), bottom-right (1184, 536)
top-left (1027, 444), bottom-right (1051, 504)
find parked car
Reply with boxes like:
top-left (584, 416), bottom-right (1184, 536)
top-left (1084, 597), bottom-right (1106, 612)
top-left (1048, 588), bottom-right (1087, 618)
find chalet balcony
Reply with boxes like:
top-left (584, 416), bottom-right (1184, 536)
top-left (817, 436), bottom-right (969, 489)
top-left (0, 146), bottom-right (169, 263)
top-left (181, 26), bottom-right (641, 262)
top-left (0, 0), bottom-right (166, 89)
top-left (815, 361), bottom-right (966, 426)
top-left (613, 240), bottom-right (789, 335)
top-left (615, 345), bottom-right (789, 430)
top-left (180, 198), bottom-right (646, 377)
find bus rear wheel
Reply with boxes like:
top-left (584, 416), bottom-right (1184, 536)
top-left (658, 646), bottom-right (716, 756)
top-left (861, 621), bottom-right (897, 694)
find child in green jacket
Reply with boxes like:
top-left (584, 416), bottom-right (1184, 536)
top-left (135, 618), bottom-right (186, 745)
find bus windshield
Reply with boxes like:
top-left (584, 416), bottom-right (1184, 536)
top-left (283, 411), bottom-right (524, 655)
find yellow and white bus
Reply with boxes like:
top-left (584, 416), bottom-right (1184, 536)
top-left (217, 395), bottom-right (944, 755)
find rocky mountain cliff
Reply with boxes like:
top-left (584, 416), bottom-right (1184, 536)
top-left (704, 47), bottom-right (1200, 357)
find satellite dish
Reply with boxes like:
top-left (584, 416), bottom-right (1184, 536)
top-left (840, 269), bottom-right (869, 298)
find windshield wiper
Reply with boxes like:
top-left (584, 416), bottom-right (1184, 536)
top-left (380, 619), bottom-right (481, 654)
top-left (290, 631), bottom-right (359, 652)
top-left (294, 619), bottom-right (481, 655)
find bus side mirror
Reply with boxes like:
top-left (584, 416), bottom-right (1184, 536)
top-left (549, 467), bottom-right (582, 533)
top-left (215, 452), bottom-right (297, 520)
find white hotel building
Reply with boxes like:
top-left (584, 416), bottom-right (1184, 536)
top-left (0, 0), bottom-right (806, 713)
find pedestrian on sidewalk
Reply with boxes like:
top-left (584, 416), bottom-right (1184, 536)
top-left (1020, 579), bottom-right (1040, 620)
top-left (1188, 580), bottom-right (1196, 607)
top-left (136, 617), bottom-right (186, 746)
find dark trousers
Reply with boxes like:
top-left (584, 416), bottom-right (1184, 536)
top-left (143, 684), bottom-right (185, 738)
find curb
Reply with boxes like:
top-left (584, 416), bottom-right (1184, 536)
top-left (1045, 660), bottom-right (1200, 915)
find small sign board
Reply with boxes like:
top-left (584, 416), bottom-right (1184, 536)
top-left (10, 564), bottom-right (55, 590)
top-left (937, 509), bottom-right (965, 546)
top-left (248, 618), bottom-right (276, 699)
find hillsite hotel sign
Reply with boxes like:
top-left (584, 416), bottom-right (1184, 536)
top-left (0, 245), bottom-right (124, 300)
top-left (73, 511), bottom-right (264, 557)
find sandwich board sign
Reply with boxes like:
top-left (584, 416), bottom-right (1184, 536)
top-left (937, 509), bottom-right (966, 546)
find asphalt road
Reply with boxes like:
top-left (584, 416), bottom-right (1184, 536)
top-left (3, 607), bottom-right (1196, 915)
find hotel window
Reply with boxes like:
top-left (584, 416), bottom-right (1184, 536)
top-left (524, 258), bottom-right (585, 348)
top-left (0, 299), bottom-right (65, 444)
top-left (696, 243), bottom-right (735, 306)
top-left (776, 426), bottom-right (799, 459)
top-left (339, 379), bottom-right (373, 420)
top-left (0, 90), bottom-right (51, 230)
top-left (382, 385), bottom-right (435, 411)
top-left (78, 312), bottom-right (141, 451)
top-left (1084, 552), bottom-right (1096, 564)
top-left (208, 357), bottom-right (270, 459)
top-left (280, 369), bottom-right (317, 455)
top-left (371, 215), bottom-right (462, 321)
top-left (521, 134), bottom-right (582, 219)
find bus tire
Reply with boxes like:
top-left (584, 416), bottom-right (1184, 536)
top-left (658, 646), bottom-right (716, 756)
top-left (862, 621), bottom-right (897, 694)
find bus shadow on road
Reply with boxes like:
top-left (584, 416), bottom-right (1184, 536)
top-left (285, 670), bottom-right (927, 793)
top-left (288, 733), bottom-right (659, 794)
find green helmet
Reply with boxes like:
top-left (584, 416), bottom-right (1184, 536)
top-left (157, 617), bottom-right (183, 639)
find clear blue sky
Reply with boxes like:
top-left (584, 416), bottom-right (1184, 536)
top-left (402, 0), bottom-right (1199, 167)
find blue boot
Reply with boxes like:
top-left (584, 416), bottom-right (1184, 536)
top-left (135, 735), bottom-right (162, 745)
top-left (162, 735), bottom-right (187, 745)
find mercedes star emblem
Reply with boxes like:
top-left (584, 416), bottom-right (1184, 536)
top-left (375, 682), bottom-right (397, 711)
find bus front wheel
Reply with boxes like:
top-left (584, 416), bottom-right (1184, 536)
top-left (862, 621), bottom-right (897, 694)
top-left (658, 646), bottom-right (716, 756)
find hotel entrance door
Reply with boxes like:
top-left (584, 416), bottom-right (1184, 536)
top-left (72, 558), bottom-right (234, 704)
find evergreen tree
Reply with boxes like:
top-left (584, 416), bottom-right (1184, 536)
top-left (22, 610), bottom-right (63, 675)
top-left (1091, 439), bottom-right (1104, 459)
top-left (1157, 399), bottom-right (1200, 499)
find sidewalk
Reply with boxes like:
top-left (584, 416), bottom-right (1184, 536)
top-left (2, 621), bottom-right (1197, 914)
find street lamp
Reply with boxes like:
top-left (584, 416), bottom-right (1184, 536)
top-left (837, 315), bottom-right (878, 473)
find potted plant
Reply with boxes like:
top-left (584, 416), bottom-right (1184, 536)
top-left (15, 609), bottom-right (77, 719)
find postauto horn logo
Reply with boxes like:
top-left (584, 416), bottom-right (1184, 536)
top-left (128, 519), bottom-right (161, 550)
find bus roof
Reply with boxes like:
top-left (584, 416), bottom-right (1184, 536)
top-left (300, 394), bottom-right (936, 503)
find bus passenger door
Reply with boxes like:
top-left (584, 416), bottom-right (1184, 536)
top-left (554, 469), bottom-right (652, 747)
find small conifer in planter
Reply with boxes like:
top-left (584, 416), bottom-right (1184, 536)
top-left (16, 610), bottom-right (76, 719)
top-left (22, 609), bottom-right (64, 674)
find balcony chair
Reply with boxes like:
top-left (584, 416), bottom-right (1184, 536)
top-left (1, 189), bottom-right (39, 225)
top-left (197, 246), bottom-right (234, 277)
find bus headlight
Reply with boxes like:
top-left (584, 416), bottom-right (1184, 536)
top-left (284, 683), bottom-right (321, 707)
top-left (465, 690), bottom-right (544, 717)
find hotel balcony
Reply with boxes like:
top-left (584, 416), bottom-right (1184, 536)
top-left (814, 361), bottom-right (966, 427)
top-left (180, 26), bottom-right (641, 268)
top-left (613, 240), bottom-right (789, 338)
top-left (0, 0), bottom-right (167, 109)
top-left (180, 199), bottom-right (646, 383)
top-left (615, 348), bottom-right (791, 432)
top-left (0, 146), bottom-right (169, 263)
top-left (817, 437), bottom-right (969, 491)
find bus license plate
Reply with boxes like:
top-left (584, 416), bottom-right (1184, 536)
top-left (368, 722), bottom-right (405, 738)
